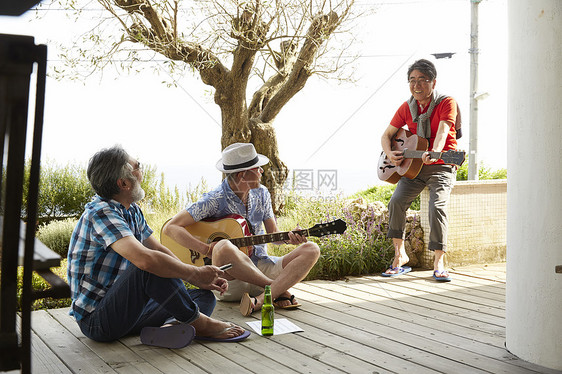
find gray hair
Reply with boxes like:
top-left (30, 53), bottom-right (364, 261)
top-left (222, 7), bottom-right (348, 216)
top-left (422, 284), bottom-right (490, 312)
top-left (407, 59), bottom-right (437, 81)
top-left (87, 145), bottom-right (135, 199)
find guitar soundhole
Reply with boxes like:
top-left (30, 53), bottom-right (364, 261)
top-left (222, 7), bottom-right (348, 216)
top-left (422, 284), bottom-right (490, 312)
top-left (208, 232), bottom-right (229, 243)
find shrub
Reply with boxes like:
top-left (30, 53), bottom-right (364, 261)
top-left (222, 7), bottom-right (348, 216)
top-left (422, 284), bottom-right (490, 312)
top-left (273, 192), bottom-right (394, 280)
top-left (22, 159), bottom-right (93, 223)
top-left (17, 260), bottom-right (71, 311)
top-left (36, 218), bottom-right (77, 258)
top-left (456, 159), bottom-right (507, 181)
top-left (351, 184), bottom-right (420, 211)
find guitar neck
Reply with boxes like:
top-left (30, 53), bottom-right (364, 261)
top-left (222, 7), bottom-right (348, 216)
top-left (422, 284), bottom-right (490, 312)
top-left (403, 149), bottom-right (442, 159)
top-left (229, 229), bottom-right (309, 248)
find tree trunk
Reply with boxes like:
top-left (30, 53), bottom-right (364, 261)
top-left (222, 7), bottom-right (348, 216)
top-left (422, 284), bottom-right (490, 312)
top-left (249, 119), bottom-right (288, 214)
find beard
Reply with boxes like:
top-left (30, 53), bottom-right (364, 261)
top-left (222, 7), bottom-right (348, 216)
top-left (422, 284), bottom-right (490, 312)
top-left (131, 179), bottom-right (145, 203)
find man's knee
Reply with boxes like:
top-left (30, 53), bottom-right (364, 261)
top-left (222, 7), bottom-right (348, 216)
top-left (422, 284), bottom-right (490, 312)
top-left (300, 242), bottom-right (321, 261)
top-left (213, 239), bottom-right (238, 255)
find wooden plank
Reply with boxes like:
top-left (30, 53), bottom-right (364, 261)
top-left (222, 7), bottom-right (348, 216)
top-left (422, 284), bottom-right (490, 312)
top-left (358, 274), bottom-right (506, 310)
top-left (408, 270), bottom-right (506, 293)
top-left (296, 280), bottom-right (505, 333)
top-left (13, 218), bottom-right (61, 270)
top-left (15, 312), bottom-right (71, 374)
top-left (31, 310), bottom-right (117, 373)
top-left (48, 309), bottom-right (169, 374)
top-left (360, 276), bottom-right (506, 318)
top-left (293, 281), bottom-right (542, 373)
top-left (292, 282), bottom-right (533, 374)
top-left (212, 303), bottom-right (400, 374)
top-left (297, 280), bottom-right (506, 347)
top-left (345, 278), bottom-right (505, 326)
top-left (205, 302), bottom-right (355, 374)
top-left (118, 336), bottom-right (209, 374)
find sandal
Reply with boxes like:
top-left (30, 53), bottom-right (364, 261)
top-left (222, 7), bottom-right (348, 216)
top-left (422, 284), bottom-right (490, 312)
top-left (273, 295), bottom-right (301, 310)
top-left (239, 292), bottom-right (258, 316)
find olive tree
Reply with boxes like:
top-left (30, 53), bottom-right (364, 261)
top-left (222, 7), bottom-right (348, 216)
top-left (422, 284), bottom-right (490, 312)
top-left (51, 0), bottom-right (358, 211)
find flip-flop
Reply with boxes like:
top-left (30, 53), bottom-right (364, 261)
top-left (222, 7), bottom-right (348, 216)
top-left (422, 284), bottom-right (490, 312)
top-left (381, 266), bottom-right (412, 277)
top-left (140, 324), bottom-right (195, 349)
top-left (433, 270), bottom-right (452, 282)
top-left (273, 295), bottom-right (301, 310)
top-left (239, 292), bottom-right (258, 316)
top-left (195, 323), bottom-right (251, 342)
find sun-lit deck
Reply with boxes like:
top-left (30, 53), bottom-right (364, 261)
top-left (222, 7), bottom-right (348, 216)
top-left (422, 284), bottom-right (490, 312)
top-left (17, 263), bottom-right (560, 374)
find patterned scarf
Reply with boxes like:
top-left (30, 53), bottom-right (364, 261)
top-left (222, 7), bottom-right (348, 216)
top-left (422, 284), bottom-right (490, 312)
top-left (408, 91), bottom-right (448, 140)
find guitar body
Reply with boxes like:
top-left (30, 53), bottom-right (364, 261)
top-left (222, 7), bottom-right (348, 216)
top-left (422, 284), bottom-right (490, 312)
top-left (378, 128), bottom-right (428, 184)
top-left (161, 214), bottom-right (252, 267)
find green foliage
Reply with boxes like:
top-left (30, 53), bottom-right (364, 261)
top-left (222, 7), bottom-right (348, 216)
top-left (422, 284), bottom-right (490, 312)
top-left (272, 192), bottom-right (393, 280)
top-left (22, 159), bottom-right (93, 222)
top-left (456, 159), bottom-right (507, 181)
top-left (16, 260), bottom-right (71, 311)
top-left (351, 184), bottom-right (420, 211)
top-left (36, 218), bottom-right (77, 258)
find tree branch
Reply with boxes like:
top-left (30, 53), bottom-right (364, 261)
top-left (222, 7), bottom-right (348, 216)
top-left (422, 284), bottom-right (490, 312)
top-left (260, 10), bottom-right (342, 123)
top-left (109, 0), bottom-right (230, 88)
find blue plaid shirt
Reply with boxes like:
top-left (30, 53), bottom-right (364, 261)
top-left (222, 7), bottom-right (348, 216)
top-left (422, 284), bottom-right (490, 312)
top-left (186, 179), bottom-right (275, 263)
top-left (67, 195), bottom-right (153, 321)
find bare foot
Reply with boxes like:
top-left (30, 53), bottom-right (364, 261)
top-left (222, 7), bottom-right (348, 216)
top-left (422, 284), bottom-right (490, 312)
top-left (384, 254), bottom-right (410, 274)
top-left (192, 316), bottom-right (246, 339)
top-left (273, 291), bottom-right (299, 308)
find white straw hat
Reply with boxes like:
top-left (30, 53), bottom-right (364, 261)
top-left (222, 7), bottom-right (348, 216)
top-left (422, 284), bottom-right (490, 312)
top-left (216, 143), bottom-right (269, 173)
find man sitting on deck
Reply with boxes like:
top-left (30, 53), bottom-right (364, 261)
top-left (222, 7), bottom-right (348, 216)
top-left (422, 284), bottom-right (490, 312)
top-left (163, 143), bottom-right (320, 317)
top-left (67, 145), bottom-right (249, 349)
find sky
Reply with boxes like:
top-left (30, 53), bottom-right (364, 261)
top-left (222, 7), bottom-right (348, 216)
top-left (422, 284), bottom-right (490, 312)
top-left (0, 0), bottom-right (507, 195)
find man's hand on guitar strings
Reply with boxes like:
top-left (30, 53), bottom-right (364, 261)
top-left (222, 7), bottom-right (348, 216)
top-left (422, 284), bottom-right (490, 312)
top-left (388, 150), bottom-right (404, 166)
top-left (287, 226), bottom-right (307, 245)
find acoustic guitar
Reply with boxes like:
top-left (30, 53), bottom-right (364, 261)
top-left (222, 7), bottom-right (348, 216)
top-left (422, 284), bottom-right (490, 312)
top-left (160, 214), bottom-right (347, 267)
top-left (378, 128), bottom-right (466, 184)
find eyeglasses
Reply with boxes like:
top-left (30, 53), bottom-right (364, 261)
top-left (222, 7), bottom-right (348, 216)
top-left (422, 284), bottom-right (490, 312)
top-left (408, 78), bottom-right (432, 86)
top-left (132, 161), bottom-right (143, 172)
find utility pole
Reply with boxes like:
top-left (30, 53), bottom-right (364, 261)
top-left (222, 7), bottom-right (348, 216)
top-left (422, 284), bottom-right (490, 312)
top-left (468, 0), bottom-right (482, 180)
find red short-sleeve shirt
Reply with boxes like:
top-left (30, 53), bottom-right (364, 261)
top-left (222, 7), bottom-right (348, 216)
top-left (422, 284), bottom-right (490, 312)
top-left (390, 97), bottom-right (458, 159)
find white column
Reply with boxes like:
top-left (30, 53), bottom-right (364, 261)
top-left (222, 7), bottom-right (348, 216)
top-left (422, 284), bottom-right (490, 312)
top-left (506, 0), bottom-right (562, 370)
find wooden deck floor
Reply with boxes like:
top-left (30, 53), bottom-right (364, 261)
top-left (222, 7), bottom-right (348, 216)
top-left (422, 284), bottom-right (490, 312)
top-left (21, 263), bottom-right (560, 374)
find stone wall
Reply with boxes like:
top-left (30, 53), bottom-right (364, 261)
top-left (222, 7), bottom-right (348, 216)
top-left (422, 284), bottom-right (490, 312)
top-left (419, 179), bottom-right (507, 269)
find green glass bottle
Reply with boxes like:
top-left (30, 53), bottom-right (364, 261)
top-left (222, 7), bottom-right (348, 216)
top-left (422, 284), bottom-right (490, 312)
top-left (261, 285), bottom-right (274, 336)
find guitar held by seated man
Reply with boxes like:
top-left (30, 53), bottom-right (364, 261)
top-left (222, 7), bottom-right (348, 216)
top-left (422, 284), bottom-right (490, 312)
top-left (161, 215), bottom-right (347, 267)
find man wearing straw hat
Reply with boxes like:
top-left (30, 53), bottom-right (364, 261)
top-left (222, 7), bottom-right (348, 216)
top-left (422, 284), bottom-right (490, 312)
top-left (164, 143), bottom-right (320, 316)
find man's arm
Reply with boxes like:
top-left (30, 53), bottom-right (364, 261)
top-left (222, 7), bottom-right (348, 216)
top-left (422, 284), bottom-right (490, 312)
top-left (143, 235), bottom-right (180, 260)
top-left (431, 120), bottom-right (452, 152)
top-left (381, 124), bottom-right (403, 166)
top-left (111, 235), bottom-right (227, 294)
top-left (163, 210), bottom-right (214, 257)
top-left (423, 120), bottom-right (452, 164)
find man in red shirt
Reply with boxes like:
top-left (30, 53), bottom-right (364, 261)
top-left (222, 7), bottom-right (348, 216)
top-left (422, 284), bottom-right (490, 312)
top-left (380, 59), bottom-right (458, 282)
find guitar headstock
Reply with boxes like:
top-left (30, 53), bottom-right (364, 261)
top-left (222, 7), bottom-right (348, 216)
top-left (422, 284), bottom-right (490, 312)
top-left (308, 219), bottom-right (347, 238)
top-left (441, 150), bottom-right (466, 166)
